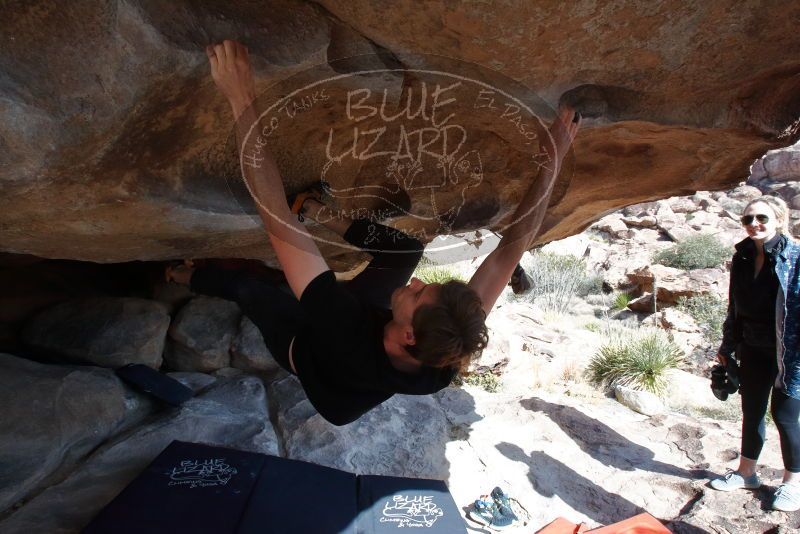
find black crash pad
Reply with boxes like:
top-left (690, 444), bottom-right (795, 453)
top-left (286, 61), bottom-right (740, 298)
top-left (83, 440), bottom-right (466, 534)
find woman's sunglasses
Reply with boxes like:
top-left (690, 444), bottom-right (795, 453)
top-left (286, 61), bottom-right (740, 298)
top-left (740, 214), bottom-right (770, 225)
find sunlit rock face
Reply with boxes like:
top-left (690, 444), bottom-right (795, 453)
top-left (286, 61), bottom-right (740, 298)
top-left (1, 0), bottom-right (798, 266)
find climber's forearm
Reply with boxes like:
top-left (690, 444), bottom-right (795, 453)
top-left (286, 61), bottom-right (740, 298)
top-left (301, 199), bottom-right (353, 237)
top-left (496, 159), bottom-right (560, 254)
top-left (229, 101), bottom-right (296, 235)
top-left (466, 161), bottom-right (559, 316)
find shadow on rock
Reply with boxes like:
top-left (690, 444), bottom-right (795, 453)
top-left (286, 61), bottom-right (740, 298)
top-left (497, 442), bottom-right (645, 526)
top-left (522, 397), bottom-right (701, 480)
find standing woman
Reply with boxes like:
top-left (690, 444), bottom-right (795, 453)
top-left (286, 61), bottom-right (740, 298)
top-left (710, 195), bottom-right (800, 512)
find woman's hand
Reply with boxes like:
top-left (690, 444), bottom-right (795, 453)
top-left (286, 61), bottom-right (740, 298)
top-left (716, 353), bottom-right (728, 366)
top-left (206, 40), bottom-right (256, 119)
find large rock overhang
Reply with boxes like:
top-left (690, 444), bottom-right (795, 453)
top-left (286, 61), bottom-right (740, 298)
top-left (1, 0), bottom-right (798, 268)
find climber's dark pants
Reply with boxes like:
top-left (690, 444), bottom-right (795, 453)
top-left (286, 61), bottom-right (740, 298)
top-left (738, 342), bottom-right (800, 472)
top-left (190, 219), bottom-right (423, 373)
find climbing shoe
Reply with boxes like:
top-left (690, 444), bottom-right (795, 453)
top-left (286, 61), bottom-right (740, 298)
top-left (467, 497), bottom-right (514, 530)
top-left (490, 486), bottom-right (519, 522)
top-left (509, 264), bottom-right (533, 295)
top-left (287, 182), bottom-right (327, 222)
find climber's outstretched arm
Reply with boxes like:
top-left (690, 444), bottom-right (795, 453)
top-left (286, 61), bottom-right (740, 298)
top-left (207, 40), bottom-right (328, 300)
top-left (468, 107), bottom-right (581, 316)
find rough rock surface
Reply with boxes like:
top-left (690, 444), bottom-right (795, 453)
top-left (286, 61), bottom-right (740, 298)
top-left (269, 374), bottom-right (451, 479)
top-left (749, 140), bottom-right (800, 183)
top-left (0, 376), bottom-right (278, 534)
top-left (614, 385), bottom-right (664, 416)
top-left (21, 297), bottom-right (170, 368)
top-left (230, 316), bottom-right (279, 372)
top-left (1, 1), bottom-right (798, 264)
top-left (628, 264), bottom-right (729, 305)
top-left (165, 296), bottom-right (240, 372)
top-left (0, 353), bottom-right (154, 514)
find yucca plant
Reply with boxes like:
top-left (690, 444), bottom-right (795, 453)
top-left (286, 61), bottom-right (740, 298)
top-left (612, 292), bottom-right (632, 311)
top-left (586, 330), bottom-right (684, 396)
top-left (412, 264), bottom-right (466, 284)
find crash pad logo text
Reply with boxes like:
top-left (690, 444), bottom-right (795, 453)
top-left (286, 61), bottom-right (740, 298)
top-left (380, 494), bottom-right (443, 528)
top-left (165, 458), bottom-right (238, 489)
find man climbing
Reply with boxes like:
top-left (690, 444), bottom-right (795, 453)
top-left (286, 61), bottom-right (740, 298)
top-left (171, 40), bottom-right (580, 425)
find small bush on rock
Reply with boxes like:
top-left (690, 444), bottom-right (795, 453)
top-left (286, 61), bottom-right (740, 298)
top-left (653, 234), bottom-right (730, 270)
top-left (454, 372), bottom-right (500, 392)
top-left (577, 273), bottom-right (606, 297)
top-left (677, 294), bottom-right (727, 346)
top-left (586, 329), bottom-right (684, 396)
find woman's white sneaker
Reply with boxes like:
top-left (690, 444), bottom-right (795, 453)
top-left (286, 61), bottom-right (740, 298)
top-left (772, 483), bottom-right (800, 512)
top-left (709, 470), bottom-right (762, 491)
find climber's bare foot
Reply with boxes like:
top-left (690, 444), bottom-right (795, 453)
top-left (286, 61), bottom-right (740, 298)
top-left (165, 260), bottom-right (195, 286)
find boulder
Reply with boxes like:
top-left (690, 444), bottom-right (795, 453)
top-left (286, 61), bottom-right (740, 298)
top-left (728, 185), bottom-right (763, 203)
top-left (539, 234), bottom-right (590, 258)
top-left (0, 353), bottom-right (153, 514)
top-left (21, 297), bottom-right (170, 368)
top-left (718, 198), bottom-right (747, 219)
top-left (749, 139), bottom-right (800, 183)
top-left (700, 201), bottom-right (723, 215)
top-left (165, 297), bottom-right (240, 372)
top-left (658, 308), bottom-right (701, 334)
top-left (664, 225), bottom-right (696, 243)
top-left (627, 265), bottom-right (728, 304)
top-left (655, 202), bottom-right (680, 232)
top-left (621, 215), bottom-right (658, 228)
top-left (150, 280), bottom-right (194, 314)
top-left (666, 369), bottom-right (721, 415)
top-left (623, 202), bottom-right (659, 218)
top-left (614, 385), bottom-right (664, 416)
top-left (0, 376), bottom-right (278, 534)
top-left (668, 197), bottom-right (698, 214)
top-left (167, 371), bottom-right (217, 393)
top-left (230, 316), bottom-right (280, 373)
top-left (268, 375), bottom-right (451, 479)
top-left (627, 292), bottom-right (656, 313)
top-left (684, 210), bottom-right (720, 229)
top-left (1, 1), bottom-right (796, 264)
top-left (596, 215), bottom-right (631, 239)
top-left (691, 191), bottom-right (713, 205)
top-left (630, 228), bottom-right (663, 246)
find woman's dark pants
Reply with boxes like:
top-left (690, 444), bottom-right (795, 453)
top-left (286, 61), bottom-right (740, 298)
top-left (738, 342), bottom-right (800, 472)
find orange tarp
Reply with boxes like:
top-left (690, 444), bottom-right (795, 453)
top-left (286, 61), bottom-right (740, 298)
top-left (536, 513), bottom-right (670, 534)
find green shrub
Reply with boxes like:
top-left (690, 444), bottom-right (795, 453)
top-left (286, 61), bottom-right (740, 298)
top-left (577, 273), bottom-right (606, 297)
top-left (518, 252), bottom-right (588, 314)
top-left (413, 264), bottom-right (466, 284)
top-left (612, 292), bottom-right (632, 311)
top-left (586, 329), bottom-right (684, 396)
top-left (584, 321), bottom-right (602, 333)
top-left (653, 234), bottom-right (730, 270)
top-left (458, 372), bottom-right (500, 393)
top-left (677, 294), bottom-right (727, 346)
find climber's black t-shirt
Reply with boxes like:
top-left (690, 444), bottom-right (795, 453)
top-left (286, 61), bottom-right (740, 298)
top-left (291, 270), bottom-right (457, 426)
